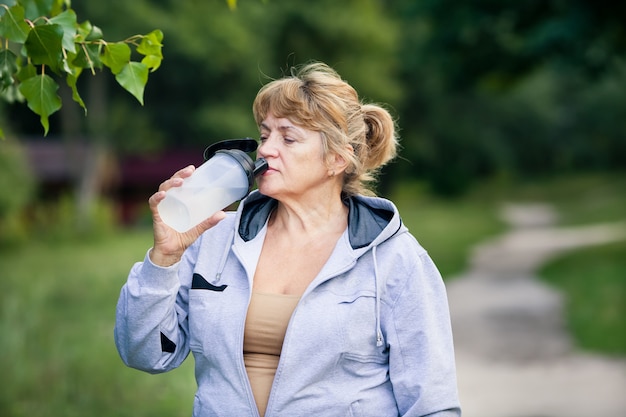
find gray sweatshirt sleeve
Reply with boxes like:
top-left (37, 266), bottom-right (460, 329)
top-left (114, 249), bottom-right (191, 374)
top-left (388, 250), bottom-right (462, 416)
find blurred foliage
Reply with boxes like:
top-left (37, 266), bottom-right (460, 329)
top-left (393, 172), bottom-right (626, 277)
top-left (31, 193), bottom-right (119, 242)
top-left (0, 139), bottom-right (34, 244)
top-left (2, 0), bottom-right (625, 195)
top-left (388, 0), bottom-right (626, 195)
top-left (391, 179), bottom-right (505, 278)
top-left (0, 140), bottom-right (119, 245)
top-left (393, 0), bottom-right (626, 90)
top-left (50, 0), bottom-right (400, 152)
top-left (495, 173), bottom-right (626, 226)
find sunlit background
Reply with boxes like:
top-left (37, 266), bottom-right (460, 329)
top-left (1, 1), bottom-right (625, 416)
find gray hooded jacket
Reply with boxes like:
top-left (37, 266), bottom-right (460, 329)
top-left (115, 191), bottom-right (461, 416)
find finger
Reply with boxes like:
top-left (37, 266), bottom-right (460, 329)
top-left (157, 165), bottom-right (195, 192)
top-left (148, 190), bottom-right (167, 211)
top-left (172, 165), bottom-right (195, 180)
top-left (193, 211), bottom-right (227, 233)
top-left (208, 210), bottom-right (227, 225)
top-left (157, 176), bottom-right (185, 193)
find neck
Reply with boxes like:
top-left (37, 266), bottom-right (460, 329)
top-left (270, 193), bottom-right (348, 237)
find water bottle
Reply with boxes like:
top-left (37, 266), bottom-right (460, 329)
top-left (157, 139), bottom-right (268, 232)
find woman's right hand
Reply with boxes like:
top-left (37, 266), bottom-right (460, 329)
top-left (147, 165), bottom-right (227, 267)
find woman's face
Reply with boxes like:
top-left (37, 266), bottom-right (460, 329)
top-left (256, 112), bottom-right (332, 202)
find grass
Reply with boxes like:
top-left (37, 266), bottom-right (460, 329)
top-left (493, 173), bottom-right (626, 225)
top-left (538, 241), bottom-right (626, 355)
top-left (0, 231), bottom-right (195, 417)
top-left (391, 180), bottom-right (505, 279)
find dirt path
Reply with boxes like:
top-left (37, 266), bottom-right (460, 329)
top-left (446, 203), bottom-right (626, 417)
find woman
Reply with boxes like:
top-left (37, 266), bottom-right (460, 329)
top-left (115, 62), bottom-right (461, 416)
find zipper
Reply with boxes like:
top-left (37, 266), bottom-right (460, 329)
top-left (230, 234), bottom-right (263, 417)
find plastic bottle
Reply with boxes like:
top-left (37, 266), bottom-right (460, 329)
top-left (158, 144), bottom-right (267, 232)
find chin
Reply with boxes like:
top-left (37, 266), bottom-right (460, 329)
top-left (256, 184), bottom-right (276, 198)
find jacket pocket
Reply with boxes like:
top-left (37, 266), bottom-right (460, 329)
top-left (335, 290), bottom-right (378, 346)
top-left (332, 291), bottom-right (388, 366)
top-left (339, 351), bottom-right (388, 379)
top-left (188, 285), bottom-right (226, 352)
top-left (188, 284), bottom-right (246, 354)
top-left (192, 273), bottom-right (228, 291)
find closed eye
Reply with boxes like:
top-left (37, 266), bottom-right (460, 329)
top-left (259, 135), bottom-right (296, 145)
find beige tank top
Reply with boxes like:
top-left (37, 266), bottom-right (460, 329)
top-left (243, 291), bottom-right (300, 417)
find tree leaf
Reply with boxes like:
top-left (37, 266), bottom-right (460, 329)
top-left (50, 0), bottom-right (69, 17)
top-left (0, 4), bottom-right (31, 43)
top-left (0, 1), bottom-right (19, 18)
top-left (22, 0), bottom-right (55, 20)
top-left (18, 73), bottom-right (62, 136)
top-left (141, 54), bottom-right (162, 72)
top-left (75, 19), bottom-right (93, 41)
top-left (137, 29), bottom-right (163, 58)
top-left (66, 65), bottom-right (86, 113)
top-left (85, 24), bottom-right (103, 41)
top-left (0, 48), bottom-right (18, 89)
top-left (0, 83), bottom-right (22, 102)
top-left (17, 63), bottom-right (38, 81)
top-left (101, 42), bottom-right (130, 75)
top-left (115, 61), bottom-right (148, 105)
top-left (49, 9), bottom-right (78, 54)
top-left (72, 21), bottom-right (103, 72)
top-left (73, 41), bottom-right (102, 71)
top-left (25, 23), bottom-right (64, 72)
top-left (136, 30), bottom-right (163, 72)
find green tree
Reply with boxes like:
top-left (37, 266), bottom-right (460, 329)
top-left (389, 0), bottom-right (626, 195)
top-left (397, 0), bottom-right (626, 91)
top-left (67, 0), bottom-right (401, 149)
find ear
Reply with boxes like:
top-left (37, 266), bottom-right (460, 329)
top-left (328, 144), bottom-right (353, 176)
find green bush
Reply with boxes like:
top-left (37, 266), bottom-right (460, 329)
top-left (32, 194), bottom-right (119, 243)
top-left (0, 140), bottom-right (35, 245)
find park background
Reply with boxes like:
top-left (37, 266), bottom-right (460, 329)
top-left (1, 0), bottom-right (625, 416)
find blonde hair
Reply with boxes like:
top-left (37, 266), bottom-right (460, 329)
top-left (253, 62), bottom-right (398, 196)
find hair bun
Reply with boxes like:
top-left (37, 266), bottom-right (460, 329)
top-left (362, 104), bottom-right (397, 170)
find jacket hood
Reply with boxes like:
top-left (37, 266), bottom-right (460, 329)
top-left (237, 191), bottom-right (405, 251)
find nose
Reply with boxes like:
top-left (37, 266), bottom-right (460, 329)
top-left (257, 134), bottom-right (278, 158)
